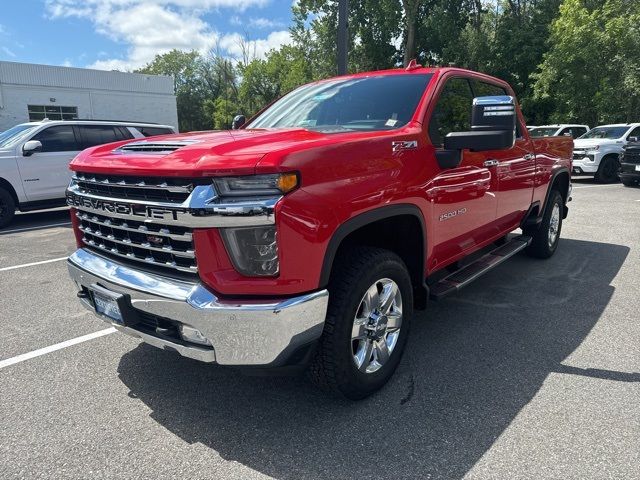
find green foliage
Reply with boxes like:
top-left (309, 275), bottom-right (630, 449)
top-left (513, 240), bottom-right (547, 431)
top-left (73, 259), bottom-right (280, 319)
top-left (137, 1), bottom-right (639, 131)
top-left (534, 0), bottom-right (640, 125)
top-left (136, 50), bottom-right (211, 132)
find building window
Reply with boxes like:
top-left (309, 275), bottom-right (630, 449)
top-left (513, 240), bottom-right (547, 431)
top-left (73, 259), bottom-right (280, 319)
top-left (27, 105), bottom-right (78, 122)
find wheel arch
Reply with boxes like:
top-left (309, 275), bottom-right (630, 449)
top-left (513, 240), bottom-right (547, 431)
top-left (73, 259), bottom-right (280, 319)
top-left (0, 177), bottom-right (19, 204)
top-left (319, 204), bottom-right (428, 309)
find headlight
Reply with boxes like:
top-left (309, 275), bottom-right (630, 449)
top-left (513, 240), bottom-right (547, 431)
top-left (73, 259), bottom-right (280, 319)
top-left (220, 226), bottom-right (279, 276)
top-left (213, 173), bottom-right (298, 197)
top-left (587, 145), bottom-right (600, 152)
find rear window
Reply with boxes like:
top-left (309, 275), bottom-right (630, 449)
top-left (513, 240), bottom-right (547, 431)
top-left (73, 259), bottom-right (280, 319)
top-left (77, 125), bottom-right (132, 149)
top-left (137, 127), bottom-right (174, 137)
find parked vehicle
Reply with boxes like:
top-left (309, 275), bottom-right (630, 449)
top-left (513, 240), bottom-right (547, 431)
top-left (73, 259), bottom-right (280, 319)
top-left (0, 119), bottom-right (176, 227)
top-left (572, 123), bottom-right (640, 183)
top-left (65, 66), bottom-right (572, 399)
top-left (529, 124), bottom-right (589, 139)
top-left (619, 137), bottom-right (640, 187)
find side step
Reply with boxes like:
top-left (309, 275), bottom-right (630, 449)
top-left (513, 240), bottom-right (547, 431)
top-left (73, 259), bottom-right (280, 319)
top-left (429, 235), bottom-right (532, 301)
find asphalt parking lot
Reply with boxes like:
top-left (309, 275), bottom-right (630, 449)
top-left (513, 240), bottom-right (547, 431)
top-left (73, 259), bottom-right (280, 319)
top-left (1, 178), bottom-right (639, 480)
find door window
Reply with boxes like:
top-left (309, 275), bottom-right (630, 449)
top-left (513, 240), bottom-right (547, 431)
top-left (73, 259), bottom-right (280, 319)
top-left (470, 79), bottom-right (506, 97)
top-left (626, 126), bottom-right (640, 140)
top-left (428, 77), bottom-right (474, 147)
top-left (31, 126), bottom-right (79, 152)
top-left (77, 125), bottom-right (132, 149)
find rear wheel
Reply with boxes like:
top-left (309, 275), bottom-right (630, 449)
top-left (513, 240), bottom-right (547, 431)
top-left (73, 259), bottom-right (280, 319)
top-left (525, 189), bottom-right (563, 259)
top-left (0, 188), bottom-right (16, 229)
top-left (595, 155), bottom-right (620, 183)
top-left (621, 178), bottom-right (638, 187)
top-left (308, 247), bottom-right (413, 400)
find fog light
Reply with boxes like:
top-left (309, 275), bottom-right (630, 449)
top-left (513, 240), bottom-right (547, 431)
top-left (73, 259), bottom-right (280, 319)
top-left (179, 325), bottom-right (212, 346)
top-left (220, 226), bottom-right (279, 276)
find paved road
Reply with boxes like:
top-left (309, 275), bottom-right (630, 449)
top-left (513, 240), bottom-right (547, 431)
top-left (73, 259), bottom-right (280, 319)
top-left (1, 180), bottom-right (639, 479)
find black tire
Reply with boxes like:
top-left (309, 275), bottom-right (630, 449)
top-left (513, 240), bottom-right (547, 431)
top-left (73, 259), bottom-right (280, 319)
top-left (308, 247), bottom-right (413, 400)
top-left (0, 188), bottom-right (16, 229)
top-left (595, 155), bottom-right (620, 183)
top-left (621, 178), bottom-right (637, 187)
top-left (524, 189), bottom-right (563, 259)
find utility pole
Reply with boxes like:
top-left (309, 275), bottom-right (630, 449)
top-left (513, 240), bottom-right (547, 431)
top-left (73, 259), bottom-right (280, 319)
top-left (337, 0), bottom-right (349, 75)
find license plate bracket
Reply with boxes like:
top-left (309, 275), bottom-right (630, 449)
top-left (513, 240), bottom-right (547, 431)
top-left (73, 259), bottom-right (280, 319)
top-left (89, 284), bottom-right (139, 326)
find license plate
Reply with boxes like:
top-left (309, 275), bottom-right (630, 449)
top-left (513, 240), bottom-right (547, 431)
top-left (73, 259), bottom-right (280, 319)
top-left (635, 165), bottom-right (640, 172)
top-left (93, 291), bottom-right (124, 324)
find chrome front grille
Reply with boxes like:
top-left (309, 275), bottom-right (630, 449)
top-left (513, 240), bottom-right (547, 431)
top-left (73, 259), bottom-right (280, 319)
top-left (76, 210), bottom-right (197, 274)
top-left (622, 151), bottom-right (640, 164)
top-left (72, 173), bottom-right (203, 204)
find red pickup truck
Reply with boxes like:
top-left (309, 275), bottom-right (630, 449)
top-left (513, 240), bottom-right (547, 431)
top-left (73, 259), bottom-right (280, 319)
top-left (66, 66), bottom-right (572, 399)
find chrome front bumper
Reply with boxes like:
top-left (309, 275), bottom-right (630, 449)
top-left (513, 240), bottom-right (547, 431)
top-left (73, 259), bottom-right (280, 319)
top-left (67, 248), bottom-right (329, 366)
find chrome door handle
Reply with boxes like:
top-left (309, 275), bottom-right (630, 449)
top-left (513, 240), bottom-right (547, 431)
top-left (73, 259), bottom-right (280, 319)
top-left (524, 153), bottom-right (535, 161)
top-left (483, 159), bottom-right (499, 167)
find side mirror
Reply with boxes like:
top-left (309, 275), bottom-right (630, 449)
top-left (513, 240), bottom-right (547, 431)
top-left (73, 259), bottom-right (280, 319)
top-left (231, 115), bottom-right (246, 130)
top-left (628, 136), bottom-right (639, 143)
top-left (442, 95), bottom-right (517, 154)
top-left (22, 140), bottom-right (42, 156)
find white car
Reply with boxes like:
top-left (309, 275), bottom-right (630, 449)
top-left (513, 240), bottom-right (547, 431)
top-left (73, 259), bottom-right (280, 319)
top-left (573, 123), bottom-right (640, 183)
top-left (529, 124), bottom-right (590, 139)
top-left (0, 119), bottom-right (176, 227)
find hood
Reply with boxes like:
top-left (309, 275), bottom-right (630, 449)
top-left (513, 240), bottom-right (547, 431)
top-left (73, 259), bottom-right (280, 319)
top-left (70, 128), bottom-right (331, 177)
top-left (573, 138), bottom-right (617, 149)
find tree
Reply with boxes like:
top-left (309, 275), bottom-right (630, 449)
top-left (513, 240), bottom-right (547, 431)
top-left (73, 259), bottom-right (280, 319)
top-left (534, 0), bottom-right (640, 125)
top-left (136, 50), bottom-right (211, 132)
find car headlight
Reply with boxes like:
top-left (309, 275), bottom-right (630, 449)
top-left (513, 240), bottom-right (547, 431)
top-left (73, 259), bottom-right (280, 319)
top-left (213, 173), bottom-right (298, 197)
top-left (220, 226), bottom-right (279, 276)
top-left (587, 145), bottom-right (600, 152)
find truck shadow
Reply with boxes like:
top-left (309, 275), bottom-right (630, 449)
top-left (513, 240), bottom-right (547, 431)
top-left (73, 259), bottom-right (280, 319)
top-left (117, 238), bottom-right (629, 479)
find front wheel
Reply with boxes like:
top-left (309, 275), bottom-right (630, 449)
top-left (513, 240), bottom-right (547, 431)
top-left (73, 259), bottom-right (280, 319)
top-left (308, 247), bottom-right (413, 400)
top-left (525, 189), bottom-right (563, 259)
top-left (621, 178), bottom-right (638, 187)
top-left (595, 155), bottom-right (620, 183)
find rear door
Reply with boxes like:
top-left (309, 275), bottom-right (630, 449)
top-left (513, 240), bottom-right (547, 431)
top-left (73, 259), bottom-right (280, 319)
top-left (426, 76), bottom-right (499, 266)
top-left (469, 78), bottom-right (536, 232)
top-left (17, 125), bottom-right (81, 201)
top-left (76, 124), bottom-right (133, 149)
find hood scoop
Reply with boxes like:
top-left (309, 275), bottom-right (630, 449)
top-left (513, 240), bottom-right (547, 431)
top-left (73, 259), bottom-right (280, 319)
top-left (114, 139), bottom-right (201, 154)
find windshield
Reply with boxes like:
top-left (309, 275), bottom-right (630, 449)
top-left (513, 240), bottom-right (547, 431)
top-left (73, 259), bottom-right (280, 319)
top-left (0, 124), bottom-right (38, 148)
top-left (529, 127), bottom-right (559, 137)
top-left (248, 74), bottom-right (433, 132)
top-left (579, 126), bottom-right (628, 139)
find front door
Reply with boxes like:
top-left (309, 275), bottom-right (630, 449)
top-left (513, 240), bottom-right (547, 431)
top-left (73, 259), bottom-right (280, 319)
top-left (468, 79), bottom-right (536, 232)
top-left (425, 76), bottom-right (499, 268)
top-left (17, 125), bottom-right (81, 201)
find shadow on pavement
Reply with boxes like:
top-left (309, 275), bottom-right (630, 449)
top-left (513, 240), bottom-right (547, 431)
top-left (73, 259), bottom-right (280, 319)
top-left (117, 238), bottom-right (629, 479)
top-left (1, 208), bottom-right (71, 233)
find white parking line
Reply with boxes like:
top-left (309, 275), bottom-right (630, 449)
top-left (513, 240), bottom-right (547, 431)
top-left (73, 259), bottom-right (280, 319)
top-left (0, 328), bottom-right (116, 370)
top-left (0, 222), bottom-right (71, 235)
top-left (0, 257), bottom-right (68, 272)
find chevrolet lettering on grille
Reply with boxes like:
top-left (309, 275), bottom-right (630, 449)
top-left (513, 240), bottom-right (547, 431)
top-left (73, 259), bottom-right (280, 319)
top-left (66, 193), bottom-right (186, 222)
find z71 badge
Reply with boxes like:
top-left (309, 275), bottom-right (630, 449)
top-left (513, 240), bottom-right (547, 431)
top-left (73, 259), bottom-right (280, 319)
top-left (439, 208), bottom-right (467, 221)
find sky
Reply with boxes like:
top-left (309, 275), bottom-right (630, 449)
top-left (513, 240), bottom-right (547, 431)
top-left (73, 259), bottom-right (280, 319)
top-left (0, 0), bottom-right (296, 71)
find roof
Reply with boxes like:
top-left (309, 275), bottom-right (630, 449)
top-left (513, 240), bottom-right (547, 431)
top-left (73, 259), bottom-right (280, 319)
top-left (0, 60), bottom-right (174, 95)
top-left (14, 120), bottom-right (174, 128)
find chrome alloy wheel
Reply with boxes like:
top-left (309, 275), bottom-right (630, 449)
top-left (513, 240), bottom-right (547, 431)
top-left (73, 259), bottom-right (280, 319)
top-left (351, 278), bottom-right (403, 374)
top-left (548, 203), bottom-right (561, 248)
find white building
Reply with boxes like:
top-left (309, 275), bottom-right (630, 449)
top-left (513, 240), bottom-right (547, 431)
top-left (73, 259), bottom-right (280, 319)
top-left (0, 61), bottom-right (178, 132)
